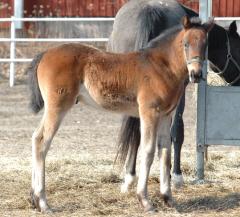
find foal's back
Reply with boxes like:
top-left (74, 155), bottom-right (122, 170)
top-left (37, 43), bottom-right (145, 114)
top-left (39, 44), bottom-right (120, 80)
top-left (38, 43), bottom-right (140, 80)
top-left (37, 40), bottom-right (185, 116)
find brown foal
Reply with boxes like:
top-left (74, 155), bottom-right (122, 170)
top-left (28, 16), bottom-right (213, 213)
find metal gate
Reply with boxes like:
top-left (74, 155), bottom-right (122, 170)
top-left (197, 0), bottom-right (240, 180)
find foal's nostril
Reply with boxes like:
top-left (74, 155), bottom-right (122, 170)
top-left (189, 69), bottom-right (202, 83)
top-left (192, 69), bottom-right (202, 78)
top-left (190, 70), bottom-right (195, 77)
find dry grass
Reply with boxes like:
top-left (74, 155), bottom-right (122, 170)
top-left (207, 71), bottom-right (227, 86)
top-left (1, 152), bottom-right (240, 217)
top-left (0, 78), bottom-right (240, 217)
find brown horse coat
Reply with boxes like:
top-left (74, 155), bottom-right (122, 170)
top-left (38, 37), bottom-right (187, 118)
top-left (29, 16), bottom-right (213, 213)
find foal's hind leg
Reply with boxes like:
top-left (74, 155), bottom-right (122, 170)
top-left (31, 106), bottom-right (69, 212)
top-left (137, 107), bottom-right (159, 212)
top-left (158, 115), bottom-right (173, 207)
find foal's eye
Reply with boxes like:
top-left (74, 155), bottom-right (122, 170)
top-left (184, 42), bottom-right (189, 48)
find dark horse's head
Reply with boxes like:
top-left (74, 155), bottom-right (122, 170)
top-left (181, 16), bottom-right (214, 83)
top-left (208, 21), bottom-right (240, 85)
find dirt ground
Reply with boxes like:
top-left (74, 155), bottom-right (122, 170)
top-left (0, 78), bottom-right (240, 217)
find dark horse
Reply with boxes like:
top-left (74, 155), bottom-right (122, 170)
top-left (107, 0), bottom-right (240, 190)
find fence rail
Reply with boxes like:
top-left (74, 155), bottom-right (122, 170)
top-left (0, 16), bottom-right (239, 87)
top-left (0, 16), bottom-right (114, 86)
top-left (0, 38), bottom-right (109, 42)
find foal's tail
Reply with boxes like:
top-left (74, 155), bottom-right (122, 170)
top-left (115, 4), bottom-right (165, 167)
top-left (27, 52), bottom-right (45, 113)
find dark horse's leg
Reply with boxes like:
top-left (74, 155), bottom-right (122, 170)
top-left (121, 137), bottom-right (139, 193)
top-left (119, 117), bottom-right (140, 193)
top-left (171, 84), bottom-right (187, 188)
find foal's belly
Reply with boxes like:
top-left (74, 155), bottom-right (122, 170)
top-left (78, 84), bottom-right (139, 117)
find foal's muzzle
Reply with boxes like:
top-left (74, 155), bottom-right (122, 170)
top-left (187, 56), bottom-right (203, 83)
top-left (189, 69), bottom-right (202, 83)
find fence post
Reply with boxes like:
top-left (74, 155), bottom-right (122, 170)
top-left (9, 16), bottom-right (16, 87)
top-left (196, 0), bottom-right (210, 181)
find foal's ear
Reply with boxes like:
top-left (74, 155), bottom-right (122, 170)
top-left (182, 16), bottom-right (191, 29)
top-left (229, 21), bottom-right (237, 35)
top-left (203, 17), bottom-right (215, 33)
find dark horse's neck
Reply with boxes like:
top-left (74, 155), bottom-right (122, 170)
top-left (144, 27), bottom-right (187, 82)
top-left (208, 24), bottom-right (227, 67)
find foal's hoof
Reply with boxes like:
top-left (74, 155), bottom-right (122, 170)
top-left (41, 207), bottom-right (54, 214)
top-left (29, 190), bottom-right (53, 213)
top-left (137, 195), bottom-right (156, 213)
top-left (160, 194), bottom-right (174, 207)
top-left (29, 190), bottom-right (40, 211)
top-left (144, 204), bottom-right (157, 214)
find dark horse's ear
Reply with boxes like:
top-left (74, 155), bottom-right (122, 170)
top-left (229, 21), bottom-right (237, 35)
top-left (182, 15), bottom-right (191, 29)
top-left (203, 17), bottom-right (215, 33)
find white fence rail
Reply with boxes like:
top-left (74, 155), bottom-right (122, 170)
top-left (0, 16), bottom-right (114, 86)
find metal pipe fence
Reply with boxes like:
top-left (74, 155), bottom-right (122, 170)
top-left (0, 16), bottom-right (114, 86)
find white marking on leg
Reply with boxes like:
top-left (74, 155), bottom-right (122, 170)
top-left (121, 174), bottom-right (136, 193)
top-left (158, 115), bottom-right (172, 204)
top-left (137, 149), bottom-right (155, 208)
top-left (172, 173), bottom-right (184, 189)
top-left (136, 118), bottom-right (157, 211)
top-left (32, 130), bottom-right (52, 212)
top-left (31, 109), bottom-right (65, 212)
top-left (159, 148), bottom-right (171, 194)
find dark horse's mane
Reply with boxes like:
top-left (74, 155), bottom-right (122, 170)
top-left (147, 17), bottom-right (203, 49)
top-left (134, 3), bottom-right (166, 49)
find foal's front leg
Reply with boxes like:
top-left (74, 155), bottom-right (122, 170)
top-left (137, 107), bottom-right (159, 212)
top-left (158, 115), bottom-right (173, 206)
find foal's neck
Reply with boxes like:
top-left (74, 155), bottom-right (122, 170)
top-left (147, 30), bottom-right (187, 82)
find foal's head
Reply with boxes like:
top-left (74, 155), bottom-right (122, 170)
top-left (182, 16), bottom-right (214, 83)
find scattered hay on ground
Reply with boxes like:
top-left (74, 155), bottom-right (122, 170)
top-left (1, 80), bottom-right (240, 217)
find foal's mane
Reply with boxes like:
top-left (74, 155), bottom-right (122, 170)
top-left (147, 17), bottom-right (203, 49)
